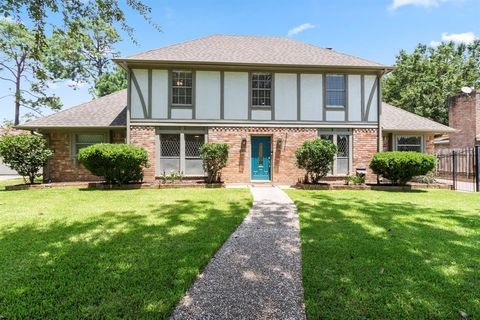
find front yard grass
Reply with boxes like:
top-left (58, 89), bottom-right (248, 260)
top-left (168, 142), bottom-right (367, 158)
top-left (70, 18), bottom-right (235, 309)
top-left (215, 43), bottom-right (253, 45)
top-left (286, 190), bottom-right (480, 319)
top-left (0, 187), bottom-right (252, 319)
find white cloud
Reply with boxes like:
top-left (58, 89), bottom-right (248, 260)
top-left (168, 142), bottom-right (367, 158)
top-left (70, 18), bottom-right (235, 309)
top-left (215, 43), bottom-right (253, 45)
top-left (430, 32), bottom-right (477, 46)
top-left (441, 32), bottom-right (477, 44)
top-left (287, 23), bottom-right (316, 36)
top-left (390, 0), bottom-right (458, 10)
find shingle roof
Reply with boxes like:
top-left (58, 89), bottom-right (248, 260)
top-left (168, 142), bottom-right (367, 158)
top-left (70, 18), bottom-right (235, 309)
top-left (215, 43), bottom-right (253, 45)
top-left (116, 35), bottom-right (389, 69)
top-left (382, 102), bottom-right (455, 133)
top-left (18, 89), bottom-right (127, 129)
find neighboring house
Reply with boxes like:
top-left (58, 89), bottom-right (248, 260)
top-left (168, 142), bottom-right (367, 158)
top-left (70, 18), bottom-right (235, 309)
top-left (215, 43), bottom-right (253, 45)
top-left (434, 91), bottom-right (480, 152)
top-left (17, 35), bottom-right (453, 184)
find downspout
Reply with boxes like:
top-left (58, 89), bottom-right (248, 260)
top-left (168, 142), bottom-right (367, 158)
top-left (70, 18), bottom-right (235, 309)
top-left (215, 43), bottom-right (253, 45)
top-left (126, 65), bottom-right (132, 145)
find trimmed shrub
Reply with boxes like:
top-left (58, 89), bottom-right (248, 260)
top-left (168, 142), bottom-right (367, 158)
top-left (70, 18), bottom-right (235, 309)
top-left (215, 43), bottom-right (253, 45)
top-left (199, 143), bottom-right (229, 183)
top-left (296, 138), bottom-right (337, 183)
top-left (78, 144), bottom-right (149, 184)
top-left (369, 151), bottom-right (437, 185)
top-left (0, 133), bottom-right (53, 184)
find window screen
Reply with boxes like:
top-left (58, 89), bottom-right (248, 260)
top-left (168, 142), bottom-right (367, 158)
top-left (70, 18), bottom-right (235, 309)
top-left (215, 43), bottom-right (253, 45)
top-left (396, 136), bottom-right (422, 152)
top-left (172, 71), bottom-right (193, 105)
top-left (160, 134), bottom-right (180, 173)
top-left (326, 75), bottom-right (346, 107)
top-left (251, 73), bottom-right (272, 106)
top-left (185, 134), bottom-right (205, 175)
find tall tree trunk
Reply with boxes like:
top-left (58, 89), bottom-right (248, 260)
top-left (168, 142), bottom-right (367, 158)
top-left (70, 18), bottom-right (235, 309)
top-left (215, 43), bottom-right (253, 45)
top-left (14, 73), bottom-right (20, 126)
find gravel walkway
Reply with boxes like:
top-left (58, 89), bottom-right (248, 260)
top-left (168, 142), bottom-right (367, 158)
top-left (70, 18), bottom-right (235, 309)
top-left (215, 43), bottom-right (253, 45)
top-left (170, 186), bottom-right (306, 320)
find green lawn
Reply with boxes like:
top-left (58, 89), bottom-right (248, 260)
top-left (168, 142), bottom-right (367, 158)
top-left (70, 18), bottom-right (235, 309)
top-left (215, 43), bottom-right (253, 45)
top-left (0, 187), bottom-right (252, 319)
top-left (286, 190), bottom-right (480, 320)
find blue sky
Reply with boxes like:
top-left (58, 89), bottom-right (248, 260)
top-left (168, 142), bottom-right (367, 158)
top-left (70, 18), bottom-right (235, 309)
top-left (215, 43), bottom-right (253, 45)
top-left (1, 0), bottom-right (480, 123)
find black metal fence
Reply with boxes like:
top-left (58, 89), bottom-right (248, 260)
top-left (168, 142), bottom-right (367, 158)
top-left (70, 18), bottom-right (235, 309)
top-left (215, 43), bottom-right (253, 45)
top-left (435, 147), bottom-right (479, 192)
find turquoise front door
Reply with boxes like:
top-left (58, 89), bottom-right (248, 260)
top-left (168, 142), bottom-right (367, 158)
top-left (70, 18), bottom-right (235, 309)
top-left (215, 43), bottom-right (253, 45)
top-left (251, 136), bottom-right (271, 180)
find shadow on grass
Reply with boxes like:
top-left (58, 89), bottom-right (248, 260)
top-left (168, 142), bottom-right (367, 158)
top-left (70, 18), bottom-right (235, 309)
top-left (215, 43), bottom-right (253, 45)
top-left (292, 192), bottom-right (480, 319)
top-left (0, 198), bottom-right (250, 319)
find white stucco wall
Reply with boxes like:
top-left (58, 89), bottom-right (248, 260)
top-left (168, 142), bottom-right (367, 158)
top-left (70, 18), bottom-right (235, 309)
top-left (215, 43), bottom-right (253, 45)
top-left (224, 72), bottom-right (249, 120)
top-left (151, 70), bottom-right (168, 119)
top-left (300, 74), bottom-right (323, 121)
top-left (196, 71), bottom-right (221, 119)
top-left (274, 73), bottom-right (297, 120)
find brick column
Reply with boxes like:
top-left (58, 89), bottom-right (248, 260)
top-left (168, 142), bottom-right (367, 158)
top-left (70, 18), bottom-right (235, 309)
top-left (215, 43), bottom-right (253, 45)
top-left (130, 126), bottom-right (156, 182)
top-left (425, 134), bottom-right (435, 154)
top-left (353, 128), bottom-right (378, 182)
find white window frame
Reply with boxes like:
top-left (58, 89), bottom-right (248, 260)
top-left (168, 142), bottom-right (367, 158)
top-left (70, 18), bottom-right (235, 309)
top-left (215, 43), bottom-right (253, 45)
top-left (394, 134), bottom-right (424, 153)
top-left (156, 127), bottom-right (208, 177)
top-left (318, 129), bottom-right (352, 176)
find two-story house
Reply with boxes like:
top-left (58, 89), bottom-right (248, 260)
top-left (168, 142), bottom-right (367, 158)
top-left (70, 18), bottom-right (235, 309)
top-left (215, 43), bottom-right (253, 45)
top-left (18, 35), bottom-right (454, 184)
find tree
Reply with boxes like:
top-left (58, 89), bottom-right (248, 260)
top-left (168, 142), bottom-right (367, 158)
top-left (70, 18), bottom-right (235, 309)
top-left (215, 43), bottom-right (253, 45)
top-left (0, 133), bottom-right (53, 183)
top-left (0, 19), bottom-right (61, 125)
top-left (93, 66), bottom-right (127, 97)
top-left (0, 0), bottom-right (159, 57)
top-left (47, 18), bottom-right (122, 86)
top-left (383, 41), bottom-right (480, 125)
top-left (296, 139), bottom-right (337, 184)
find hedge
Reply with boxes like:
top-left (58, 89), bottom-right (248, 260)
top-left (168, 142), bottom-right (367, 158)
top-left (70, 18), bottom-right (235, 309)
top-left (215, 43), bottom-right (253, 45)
top-left (78, 144), bottom-right (149, 184)
top-left (369, 151), bottom-right (437, 185)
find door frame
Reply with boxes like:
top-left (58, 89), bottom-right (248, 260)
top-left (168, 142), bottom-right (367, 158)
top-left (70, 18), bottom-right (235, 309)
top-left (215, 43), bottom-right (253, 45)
top-left (250, 135), bottom-right (273, 182)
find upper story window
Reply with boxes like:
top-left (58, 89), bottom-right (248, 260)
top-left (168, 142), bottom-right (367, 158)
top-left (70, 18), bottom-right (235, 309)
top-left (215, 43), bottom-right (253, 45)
top-left (172, 71), bottom-right (193, 106)
top-left (326, 74), bottom-right (346, 107)
top-left (251, 73), bottom-right (272, 107)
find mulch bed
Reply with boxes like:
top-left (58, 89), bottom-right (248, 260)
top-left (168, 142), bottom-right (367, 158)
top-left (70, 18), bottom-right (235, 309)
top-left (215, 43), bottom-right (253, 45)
top-left (295, 182), bottom-right (452, 191)
top-left (5, 181), bottom-right (224, 191)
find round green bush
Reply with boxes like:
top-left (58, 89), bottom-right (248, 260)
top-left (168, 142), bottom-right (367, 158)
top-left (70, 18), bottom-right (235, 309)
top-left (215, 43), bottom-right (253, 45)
top-left (78, 144), bottom-right (149, 184)
top-left (296, 138), bottom-right (337, 183)
top-left (369, 151), bottom-right (437, 185)
top-left (0, 133), bottom-right (53, 184)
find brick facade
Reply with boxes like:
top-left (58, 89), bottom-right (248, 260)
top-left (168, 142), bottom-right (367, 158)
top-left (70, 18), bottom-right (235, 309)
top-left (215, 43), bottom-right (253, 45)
top-left (207, 127), bottom-right (318, 184)
top-left (44, 130), bottom-right (126, 182)
top-left (130, 126), bottom-right (156, 182)
top-left (352, 128), bottom-right (378, 182)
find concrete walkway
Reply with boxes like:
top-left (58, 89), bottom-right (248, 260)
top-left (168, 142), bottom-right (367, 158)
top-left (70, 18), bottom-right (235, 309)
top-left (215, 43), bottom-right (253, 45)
top-left (170, 186), bottom-right (306, 320)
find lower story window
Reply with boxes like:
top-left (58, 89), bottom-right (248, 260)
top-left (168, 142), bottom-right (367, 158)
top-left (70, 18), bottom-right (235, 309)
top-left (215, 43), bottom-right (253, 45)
top-left (319, 130), bottom-right (351, 175)
top-left (396, 135), bottom-right (423, 152)
top-left (159, 132), bottom-right (206, 176)
top-left (74, 133), bottom-right (107, 157)
top-left (159, 134), bottom-right (181, 173)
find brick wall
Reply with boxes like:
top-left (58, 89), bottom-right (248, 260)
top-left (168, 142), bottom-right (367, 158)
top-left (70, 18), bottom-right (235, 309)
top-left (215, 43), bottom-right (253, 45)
top-left (44, 130), bottom-right (126, 182)
top-left (425, 134), bottom-right (435, 154)
top-left (208, 127), bottom-right (318, 184)
top-left (447, 93), bottom-right (479, 149)
top-left (130, 126), bottom-right (156, 182)
top-left (353, 128), bottom-right (378, 182)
